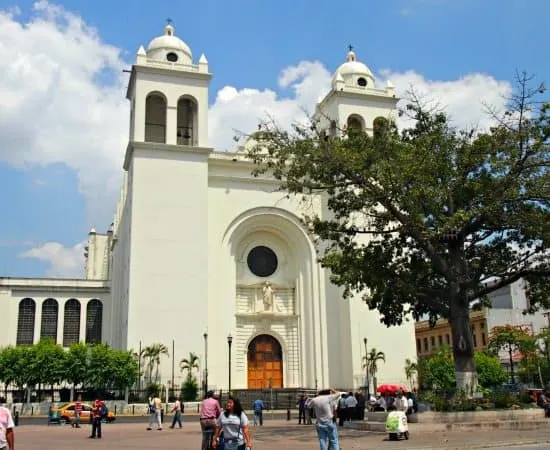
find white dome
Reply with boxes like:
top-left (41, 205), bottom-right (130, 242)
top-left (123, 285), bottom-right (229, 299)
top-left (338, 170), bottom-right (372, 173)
top-left (146, 24), bottom-right (193, 64)
top-left (333, 50), bottom-right (375, 88)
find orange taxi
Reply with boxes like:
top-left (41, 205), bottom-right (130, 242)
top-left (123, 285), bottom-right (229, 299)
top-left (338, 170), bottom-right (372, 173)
top-left (52, 402), bottom-right (116, 424)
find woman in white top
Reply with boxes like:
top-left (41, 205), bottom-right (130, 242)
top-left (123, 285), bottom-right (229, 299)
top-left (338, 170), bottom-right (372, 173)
top-left (212, 397), bottom-right (252, 450)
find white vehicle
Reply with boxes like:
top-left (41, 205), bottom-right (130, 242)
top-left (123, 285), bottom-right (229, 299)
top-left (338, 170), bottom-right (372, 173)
top-left (385, 410), bottom-right (409, 441)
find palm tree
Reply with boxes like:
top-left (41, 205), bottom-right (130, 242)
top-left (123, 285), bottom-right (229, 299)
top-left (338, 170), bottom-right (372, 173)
top-left (404, 358), bottom-right (418, 390)
top-left (363, 348), bottom-right (386, 394)
top-left (180, 352), bottom-right (200, 380)
top-left (133, 348), bottom-right (147, 387)
top-left (143, 343), bottom-right (169, 383)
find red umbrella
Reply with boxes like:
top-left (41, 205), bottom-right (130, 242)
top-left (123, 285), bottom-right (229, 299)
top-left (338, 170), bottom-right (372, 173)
top-left (376, 384), bottom-right (408, 395)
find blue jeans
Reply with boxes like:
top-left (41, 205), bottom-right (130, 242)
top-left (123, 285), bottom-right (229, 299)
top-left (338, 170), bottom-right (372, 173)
top-left (315, 419), bottom-right (339, 450)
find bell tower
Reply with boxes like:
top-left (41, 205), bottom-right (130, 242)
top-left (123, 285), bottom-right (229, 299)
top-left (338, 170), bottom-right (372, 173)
top-left (120, 23), bottom-right (211, 374)
top-left (126, 22), bottom-right (211, 148)
top-left (315, 47), bottom-right (398, 137)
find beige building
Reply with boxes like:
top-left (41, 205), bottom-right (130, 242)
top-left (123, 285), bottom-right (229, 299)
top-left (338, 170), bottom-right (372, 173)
top-left (415, 279), bottom-right (547, 360)
top-left (415, 311), bottom-right (488, 357)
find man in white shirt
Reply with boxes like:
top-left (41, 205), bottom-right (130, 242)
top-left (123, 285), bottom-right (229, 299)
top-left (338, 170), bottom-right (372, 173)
top-left (393, 390), bottom-right (408, 412)
top-left (309, 389), bottom-right (342, 450)
top-left (0, 397), bottom-right (15, 450)
top-left (345, 392), bottom-right (358, 422)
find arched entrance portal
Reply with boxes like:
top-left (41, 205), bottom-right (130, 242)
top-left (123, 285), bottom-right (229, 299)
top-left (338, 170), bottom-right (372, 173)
top-left (247, 335), bottom-right (283, 389)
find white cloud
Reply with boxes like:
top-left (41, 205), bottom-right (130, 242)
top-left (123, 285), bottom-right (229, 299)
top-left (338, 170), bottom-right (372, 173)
top-left (19, 241), bottom-right (85, 278)
top-left (208, 61), bottom-right (332, 150)
top-left (0, 1), bottom-right (128, 222)
top-left (0, 2), bottom-right (514, 277)
top-left (382, 70), bottom-right (512, 130)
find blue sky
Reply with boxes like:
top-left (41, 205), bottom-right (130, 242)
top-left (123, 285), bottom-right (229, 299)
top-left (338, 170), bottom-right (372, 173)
top-left (0, 0), bottom-right (549, 278)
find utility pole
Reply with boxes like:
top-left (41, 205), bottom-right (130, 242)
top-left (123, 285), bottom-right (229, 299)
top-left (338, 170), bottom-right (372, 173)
top-left (363, 338), bottom-right (370, 399)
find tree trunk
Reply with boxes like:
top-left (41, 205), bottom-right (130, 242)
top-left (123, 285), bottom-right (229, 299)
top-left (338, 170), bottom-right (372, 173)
top-left (449, 298), bottom-right (477, 395)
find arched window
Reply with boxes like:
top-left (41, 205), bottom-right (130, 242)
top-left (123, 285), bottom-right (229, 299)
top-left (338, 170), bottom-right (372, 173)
top-left (176, 96), bottom-right (198, 145)
top-left (329, 120), bottom-right (337, 137)
top-left (63, 299), bottom-right (81, 347)
top-left (373, 116), bottom-right (390, 140)
top-left (347, 114), bottom-right (364, 132)
top-left (16, 298), bottom-right (36, 345)
top-left (145, 93), bottom-right (167, 143)
top-left (40, 298), bottom-right (58, 342)
top-left (85, 299), bottom-right (103, 344)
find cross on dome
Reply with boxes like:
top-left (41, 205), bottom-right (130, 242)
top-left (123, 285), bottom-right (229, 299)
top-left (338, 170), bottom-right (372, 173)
top-left (145, 21), bottom-right (193, 64)
top-left (346, 46), bottom-right (357, 62)
top-left (331, 45), bottom-right (376, 89)
top-left (164, 20), bottom-right (175, 36)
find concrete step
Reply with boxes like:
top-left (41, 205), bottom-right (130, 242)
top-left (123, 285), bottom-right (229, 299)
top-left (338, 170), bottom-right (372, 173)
top-left (346, 419), bottom-right (550, 433)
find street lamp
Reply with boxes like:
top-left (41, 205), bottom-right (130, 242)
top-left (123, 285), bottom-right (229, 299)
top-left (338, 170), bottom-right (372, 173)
top-left (227, 334), bottom-right (233, 393)
top-left (363, 337), bottom-right (370, 399)
top-left (203, 331), bottom-right (209, 397)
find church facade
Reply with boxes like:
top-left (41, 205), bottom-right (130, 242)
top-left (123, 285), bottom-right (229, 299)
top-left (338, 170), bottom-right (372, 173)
top-left (0, 24), bottom-right (416, 391)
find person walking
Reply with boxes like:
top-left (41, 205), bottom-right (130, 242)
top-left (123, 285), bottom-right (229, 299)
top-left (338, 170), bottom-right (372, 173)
top-left (309, 389), bottom-right (342, 450)
top-left (200, 390), bottom-right (222, 449)
top-left (337, 394), bottom-right (347, 427)
top-left (89, 397), bottom-right (105, 439)
top-left (0, 397), bottom-right (15, 450)
top-left (212, 397), bottom-right (252, 450)
top-left (252, 398), bottom-right (264, 426)
top-left (72, 395), bottom-right (82, 428)
top-left (147, 396), bottom-right (163, 431)
top-left (297, 395), bottom-right (307, 424)
top-left (170, 398), bottom-right (183, 429)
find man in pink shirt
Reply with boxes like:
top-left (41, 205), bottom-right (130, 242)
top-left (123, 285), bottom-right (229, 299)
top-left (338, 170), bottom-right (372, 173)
top-left (200, 390), bottom-right (221, 444)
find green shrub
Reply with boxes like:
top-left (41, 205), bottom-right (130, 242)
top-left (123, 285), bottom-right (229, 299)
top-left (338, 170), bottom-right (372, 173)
top-left (181, 376), bottom-right (198, 401)
top-left (518, 390), bottom-right (532, 404)
top-left (146, 382), bottom-right (162, 399)
top-left (493, 391), bottom-right (514, 409)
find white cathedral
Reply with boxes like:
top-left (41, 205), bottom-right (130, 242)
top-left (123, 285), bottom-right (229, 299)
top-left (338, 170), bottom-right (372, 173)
top-left (0, 24), bottom-right (416, 391)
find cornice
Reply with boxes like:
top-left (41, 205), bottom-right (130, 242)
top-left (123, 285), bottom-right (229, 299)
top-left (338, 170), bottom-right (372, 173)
top-left (124, 141), bottom-right (214, 170)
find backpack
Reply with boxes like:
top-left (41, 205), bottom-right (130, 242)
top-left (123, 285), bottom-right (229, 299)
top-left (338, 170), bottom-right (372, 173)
top-left (100, 405), bottom-right (108, 418)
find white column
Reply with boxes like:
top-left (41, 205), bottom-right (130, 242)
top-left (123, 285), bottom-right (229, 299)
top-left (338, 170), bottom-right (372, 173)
top-left (166, 104), bottom-right (177, 145)
top-left (57, 300), bottom-right (65, 345)
top-left (33, 299), bottom-right (42, 344)
top-left (79, 299), bottom-right (87, 343)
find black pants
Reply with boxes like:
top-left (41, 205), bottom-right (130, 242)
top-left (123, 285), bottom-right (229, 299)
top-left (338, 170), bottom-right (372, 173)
top-left (338, 408), bottom-right (347, 427)
top-left (91, 417), bottom-right (102, 438)
top-left (298, 408), bottom-right (306, 424)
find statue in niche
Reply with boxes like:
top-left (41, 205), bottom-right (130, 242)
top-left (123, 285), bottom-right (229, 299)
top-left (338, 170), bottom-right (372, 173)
top-left (262, 281), bottom-right (274, 312)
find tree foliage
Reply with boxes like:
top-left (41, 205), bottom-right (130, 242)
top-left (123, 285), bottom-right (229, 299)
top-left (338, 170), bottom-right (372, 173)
top-left (0, 341), bottom-right (138, 392)
top-left (181, 376), bottom-right (198, 401)
top-left (419, 347), bottom-right (507, 392)
top-left (246, 73), bottom-right (550, 390)
top-left (180, 352), bottom-right (200, 379)
top-left (474, 351), bottom-right (508, 388)
top-left (488, 325), bottom-right (536, 383)
top-left (143, 343), bottom-right (169, 383)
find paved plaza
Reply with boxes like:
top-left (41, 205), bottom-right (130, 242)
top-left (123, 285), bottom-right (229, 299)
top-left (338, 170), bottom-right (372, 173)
top-left (12, 420), bottom-right (550, 449)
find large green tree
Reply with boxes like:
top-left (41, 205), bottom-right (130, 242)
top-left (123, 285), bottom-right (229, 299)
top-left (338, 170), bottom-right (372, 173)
top-left (247, 74), bottom-right (550, 391)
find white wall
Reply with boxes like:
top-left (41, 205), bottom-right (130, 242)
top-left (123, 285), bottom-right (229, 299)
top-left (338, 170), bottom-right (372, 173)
top-left (124, 145), bottom-right (210, 384)
top-left (85, 232), bottom-right (111, 281)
